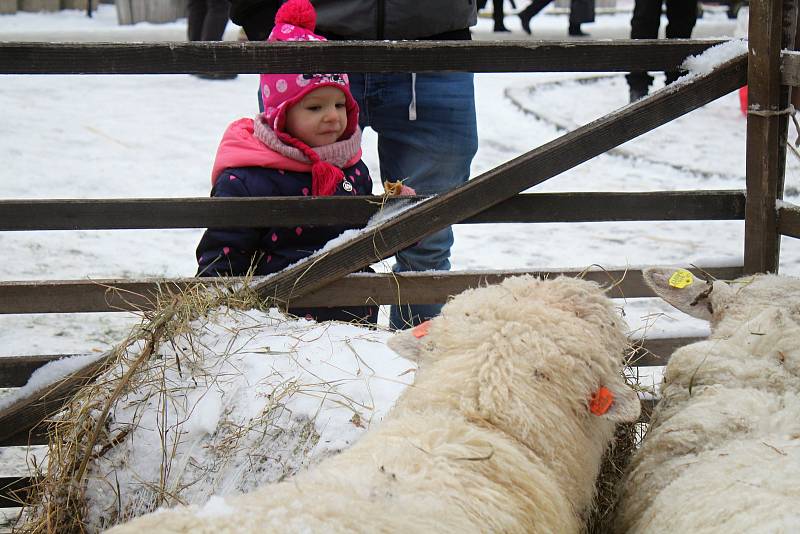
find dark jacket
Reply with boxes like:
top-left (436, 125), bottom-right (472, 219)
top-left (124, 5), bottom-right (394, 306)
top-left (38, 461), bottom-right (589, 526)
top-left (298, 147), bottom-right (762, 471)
top-left (196, 161), bottom-right (373, 278)
top-left (196, 117), bottom-right (378, 324)
top-left (230, 0), bottom-right (477, 41)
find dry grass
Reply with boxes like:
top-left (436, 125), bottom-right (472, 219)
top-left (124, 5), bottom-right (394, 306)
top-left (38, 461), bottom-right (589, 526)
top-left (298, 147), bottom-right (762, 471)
top-left (14, 277), bottom-right (269, 534)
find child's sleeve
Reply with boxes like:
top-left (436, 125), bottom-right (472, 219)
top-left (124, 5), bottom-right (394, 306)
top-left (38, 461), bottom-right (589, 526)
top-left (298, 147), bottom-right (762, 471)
top-left (195, 170), bottom-right (271, 277)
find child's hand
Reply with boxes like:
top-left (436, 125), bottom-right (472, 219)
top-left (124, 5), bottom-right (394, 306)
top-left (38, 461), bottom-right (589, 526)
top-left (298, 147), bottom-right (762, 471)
top-left (398, 184), bottom-right (416, 196)
top-left (384, 180), bottom-right (416, 197)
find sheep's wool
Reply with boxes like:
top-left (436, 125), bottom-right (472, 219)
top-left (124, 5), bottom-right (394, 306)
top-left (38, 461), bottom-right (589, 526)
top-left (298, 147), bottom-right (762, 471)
top-left (107, 276), bottom-right (640, 534)
top-left (615, 271), bottom-right (800, 533)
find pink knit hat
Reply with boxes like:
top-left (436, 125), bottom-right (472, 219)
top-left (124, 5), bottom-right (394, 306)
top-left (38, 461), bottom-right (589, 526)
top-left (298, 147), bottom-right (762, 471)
top-left (260, 0), bottom-right (359, 196)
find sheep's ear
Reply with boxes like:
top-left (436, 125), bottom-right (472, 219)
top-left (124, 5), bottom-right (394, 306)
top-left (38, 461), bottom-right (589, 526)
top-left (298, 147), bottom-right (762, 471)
top-left (591, 382), bottom-right (641, 423)
top-left (386, 321), bottom-right (431, 363)
top-left (642, 267), bottom-right (717, 321)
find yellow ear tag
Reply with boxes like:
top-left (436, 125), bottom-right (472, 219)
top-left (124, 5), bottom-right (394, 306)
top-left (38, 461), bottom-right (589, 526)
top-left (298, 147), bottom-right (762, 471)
top-left (668, 269), bottom-right (694, 289)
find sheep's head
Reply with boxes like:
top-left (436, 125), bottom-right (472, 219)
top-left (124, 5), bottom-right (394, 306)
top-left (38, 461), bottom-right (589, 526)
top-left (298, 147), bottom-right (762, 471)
top-left (388, 276), bottom-right (640, 444)
top-left (643, 268), bottom-right (800, 331)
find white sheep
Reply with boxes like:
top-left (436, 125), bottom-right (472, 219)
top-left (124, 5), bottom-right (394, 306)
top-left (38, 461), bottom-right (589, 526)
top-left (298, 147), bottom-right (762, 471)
top-left (106, 275), bottom-right (640, 534)
top-left (614, 268), bottom-right (800, 533)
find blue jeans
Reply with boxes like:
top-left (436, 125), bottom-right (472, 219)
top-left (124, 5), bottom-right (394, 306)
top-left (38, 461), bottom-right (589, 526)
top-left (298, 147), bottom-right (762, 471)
top-left (349, 73), bottom-right (478, 329)
top-left (258, 73), bottom-right (478, 329)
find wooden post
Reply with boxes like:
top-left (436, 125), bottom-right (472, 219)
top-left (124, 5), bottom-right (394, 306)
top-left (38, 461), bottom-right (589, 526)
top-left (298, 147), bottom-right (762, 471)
top-left (20, 0), bottom-right (60, 10)
top-left (61, 0), bottom-right (99, 10)
top-left (0, 0), bottom-right (16, 14)
top-left (744, 0), bottom-right (798, 273)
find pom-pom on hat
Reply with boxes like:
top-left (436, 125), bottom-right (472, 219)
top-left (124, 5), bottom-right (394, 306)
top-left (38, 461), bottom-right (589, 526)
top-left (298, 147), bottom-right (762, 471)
top-left (260, 0), bottom-right (359, 195)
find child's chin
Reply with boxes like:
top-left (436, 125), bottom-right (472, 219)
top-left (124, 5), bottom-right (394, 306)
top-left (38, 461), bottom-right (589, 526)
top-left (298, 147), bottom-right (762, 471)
top-left (311, 135), bottom-right (341, 146)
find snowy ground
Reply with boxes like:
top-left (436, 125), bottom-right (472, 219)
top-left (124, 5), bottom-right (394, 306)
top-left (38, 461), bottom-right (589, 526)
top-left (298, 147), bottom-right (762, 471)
top-left (2, 0), bottom-right (800, 494)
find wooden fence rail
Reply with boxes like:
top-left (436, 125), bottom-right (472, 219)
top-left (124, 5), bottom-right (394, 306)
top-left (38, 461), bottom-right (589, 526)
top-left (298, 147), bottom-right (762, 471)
top-left (0, 40), bottom-right (725, 75)
top-left (0, 335), bottom-right (706, 391)
top-left (0, 191), bottom-right (746, 231)
top-left (778, 202), bottom-right (800, 238)
top-left (0, 266), bottom-right (745, 314)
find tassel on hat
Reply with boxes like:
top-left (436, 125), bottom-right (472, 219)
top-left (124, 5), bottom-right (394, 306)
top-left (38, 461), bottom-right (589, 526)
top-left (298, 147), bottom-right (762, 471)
top-left (311, 160), bottom-right (344, 196)
top-left (275, 129), bottom-right (346, 196)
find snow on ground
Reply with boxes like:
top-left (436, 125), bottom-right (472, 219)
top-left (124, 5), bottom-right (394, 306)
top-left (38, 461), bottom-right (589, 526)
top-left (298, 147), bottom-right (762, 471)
top-left (72, 307), bottom-right (414, 531)
top-left (2, 4), bottom-right (800, 521)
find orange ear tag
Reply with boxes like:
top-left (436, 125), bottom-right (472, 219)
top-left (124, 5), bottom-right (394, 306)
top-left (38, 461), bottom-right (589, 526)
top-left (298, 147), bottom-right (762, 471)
top-left (589, 386), bottom-right (615, 416)
top-left (412, 320), bottom-right (432, 339)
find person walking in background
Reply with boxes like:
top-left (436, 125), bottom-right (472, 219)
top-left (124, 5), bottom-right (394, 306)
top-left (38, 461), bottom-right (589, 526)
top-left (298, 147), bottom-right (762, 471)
top-left (229, 0), bottom-right (479, 330)
top-left (518, 0), bottom-right (595, 37)
top-left (188, 0), bottom-right (236, 79)
top-left (626, 0), bottom-right (698, 102)
top-left (479, 0), bottom-right (511, 32)
top-left (197, 0), bottom-right (414, 324)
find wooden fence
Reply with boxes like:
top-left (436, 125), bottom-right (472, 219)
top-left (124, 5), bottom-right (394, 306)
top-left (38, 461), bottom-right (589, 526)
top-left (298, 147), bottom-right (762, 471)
top-left (3, 0), bottom-right (800, 515)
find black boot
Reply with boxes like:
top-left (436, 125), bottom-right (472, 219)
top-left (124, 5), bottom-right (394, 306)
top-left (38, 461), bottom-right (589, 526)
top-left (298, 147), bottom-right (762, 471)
top-left (519, 12), bottom-right (533, 34)
top-left (568, 24), bottom-right (589, 36)
top-left (494, 15), bottom-right (510, 31)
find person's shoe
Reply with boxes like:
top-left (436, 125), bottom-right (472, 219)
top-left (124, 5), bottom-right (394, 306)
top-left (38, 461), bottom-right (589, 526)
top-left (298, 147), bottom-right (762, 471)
top-left (568, 25), bottom-right (590, 37)
top-left (493, 23), bottom-right (511, 32)
top-left (629, 87), bottom-right (648, 103)
top-left (519, 12), bottom-right (533, 35)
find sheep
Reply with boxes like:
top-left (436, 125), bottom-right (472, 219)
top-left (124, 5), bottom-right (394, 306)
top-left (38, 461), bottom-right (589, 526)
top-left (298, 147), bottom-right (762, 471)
top-left (614, 268), bottom-right (800, 534)
top-left (106, 275), bottom-right (640, 534)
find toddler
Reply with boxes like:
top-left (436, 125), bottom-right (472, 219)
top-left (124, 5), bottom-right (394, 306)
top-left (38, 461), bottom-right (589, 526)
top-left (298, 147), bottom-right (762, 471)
top-left (196, 0), bottom-right (407, 323)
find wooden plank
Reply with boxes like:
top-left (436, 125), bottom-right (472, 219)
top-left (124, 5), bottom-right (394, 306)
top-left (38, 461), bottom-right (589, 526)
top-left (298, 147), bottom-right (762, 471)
top-left (0, 0), bottom-right (16, 15)
top-left (0, 427), bottom-right (49, 446)
top-left (0, 477), bottom-right (30, 509)
top-left (744, 0), bottom-right (798, 273)
top-left (777, 202), bottom-right (800, 238)
top-left (0, 266), bottom-right (744, 314)
top-left (0, 333), bottom-right (705, 390)
top-left (627, 336), bottom-right (705, 366)
top-left (0, 354), bottom-right (86, 388)
top-left (780, 49), bottom-right (800, 85)
top-left (19, 0), bottom-right (59, 11)
top-left (0, 337), bottom-right (703, 450)
top-left (247, 55), bottom-right (748, 309)
top-left (0, 317), bottom-right (169, 446)
top-left (0, 191), bottom-right (746, 231)
top-left (0, 40), bottom-right (725, 75)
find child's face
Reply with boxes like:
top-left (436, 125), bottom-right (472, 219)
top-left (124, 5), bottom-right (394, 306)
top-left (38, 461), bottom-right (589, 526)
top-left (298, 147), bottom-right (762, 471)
top-left (285, 86), bottom-right (348, 148)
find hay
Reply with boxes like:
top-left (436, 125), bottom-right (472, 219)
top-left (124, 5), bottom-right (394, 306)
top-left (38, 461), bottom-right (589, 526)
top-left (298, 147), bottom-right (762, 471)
top-left (14, 280), bottom-right (412, 533)
top-left (586, 346), bottom-right (651, 534)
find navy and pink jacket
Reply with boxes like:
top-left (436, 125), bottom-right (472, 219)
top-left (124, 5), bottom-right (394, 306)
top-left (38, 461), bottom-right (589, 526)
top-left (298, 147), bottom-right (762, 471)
top-left (195, 118), bottom-right (376, 323)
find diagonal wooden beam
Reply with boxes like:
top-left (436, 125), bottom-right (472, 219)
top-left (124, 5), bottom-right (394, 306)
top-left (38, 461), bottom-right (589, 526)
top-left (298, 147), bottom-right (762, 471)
top-left (252, 54), bottom-right (748, 307)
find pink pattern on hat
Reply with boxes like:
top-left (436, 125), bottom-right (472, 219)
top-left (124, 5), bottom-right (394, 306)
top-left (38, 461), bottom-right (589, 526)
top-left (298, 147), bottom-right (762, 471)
top-left (259, 0), bottom-right (358, 143)
top-left (256, 0), bottom-right (360, 197)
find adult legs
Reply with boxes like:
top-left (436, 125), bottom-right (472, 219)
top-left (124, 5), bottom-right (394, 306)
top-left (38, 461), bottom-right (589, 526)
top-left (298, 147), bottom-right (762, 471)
top-left (349, 73), bottom-right (478, 329)
top-left (187, 0), bottom-right (230, 41)
top-left (626, 0), bottom-right (664, 100)
top-left (187, 0), bottom-right (207, 42)
top-left (189, 0), bottom-right (234, 79)
top-left (664, 0), bottom-right (698, 84)
top-left (493, 0), bottom-right (510, 31)
top-left (519, 0), bottom-right (555, 34)
top-left (568, 0), bottom-right (594, 36)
